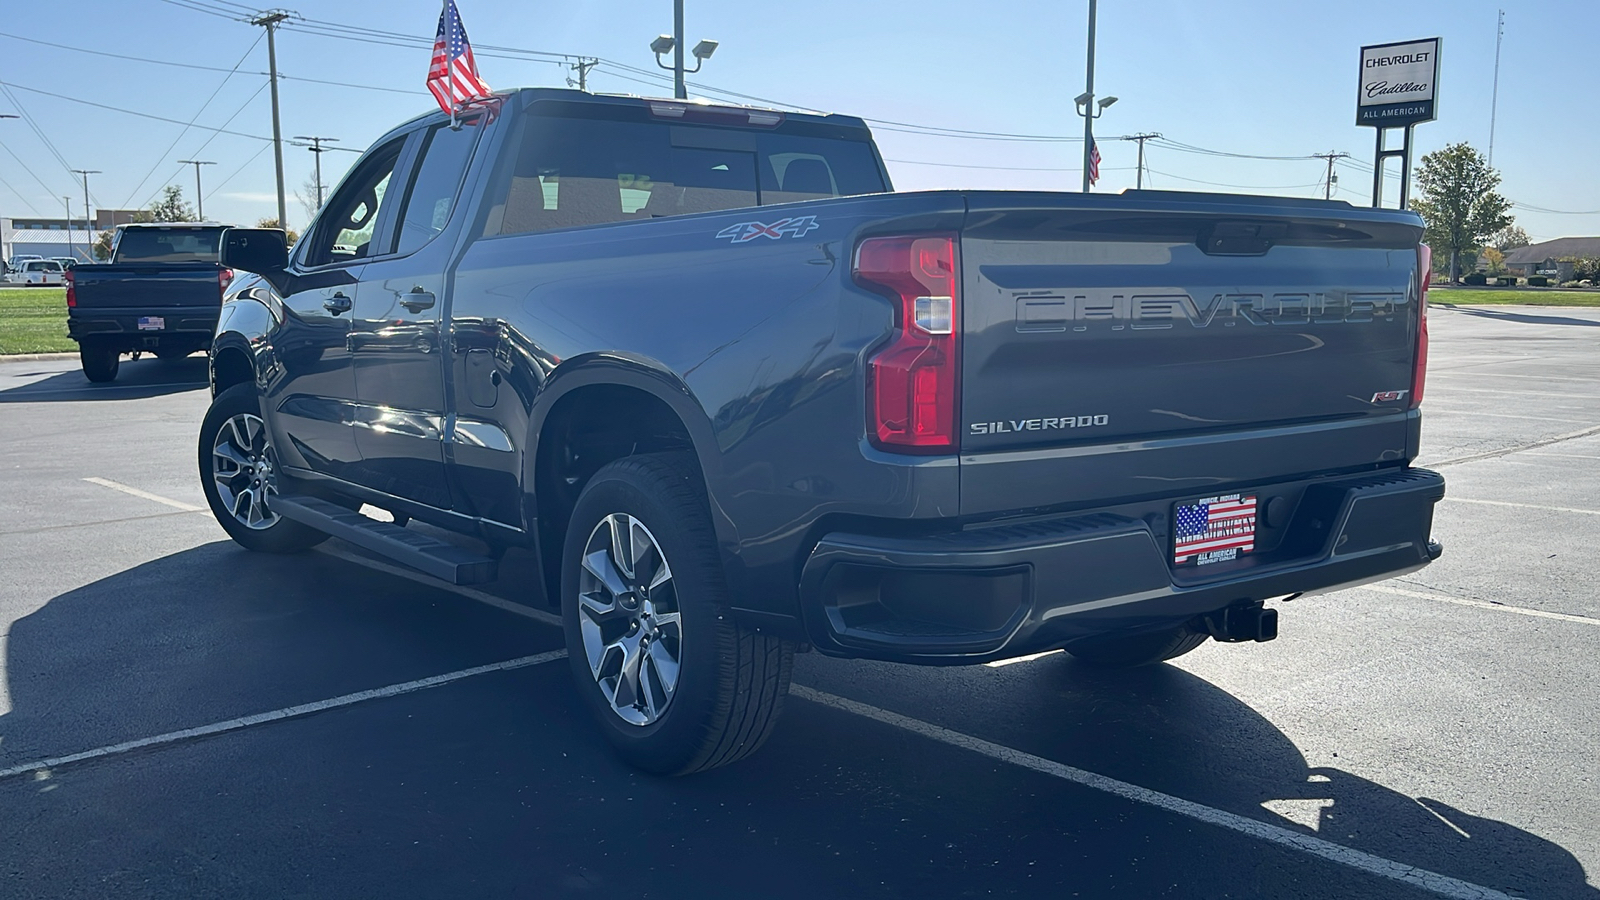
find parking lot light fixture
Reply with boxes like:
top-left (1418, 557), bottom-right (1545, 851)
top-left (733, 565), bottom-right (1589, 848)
top-left (651, 1), bottom-right (718, 100)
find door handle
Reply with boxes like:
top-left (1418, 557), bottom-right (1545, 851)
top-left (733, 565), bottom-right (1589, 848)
top-left (400, 288), bottom-right (436, 314)
top-left (323, 292), bottom-right (352, 315)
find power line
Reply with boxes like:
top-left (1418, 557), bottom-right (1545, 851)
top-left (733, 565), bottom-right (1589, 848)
top-left (119, 31), bottom-right (263, 208)
top-left (1511, 202), bottom-right (1600, 216)
top-left (0, 79), bottom-right (275, 142)
top-left (138, 79), bottom-right (271, 211)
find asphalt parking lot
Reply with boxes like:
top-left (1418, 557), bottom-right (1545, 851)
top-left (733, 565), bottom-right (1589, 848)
top-left (1, 304), bottom-right (1597, 899)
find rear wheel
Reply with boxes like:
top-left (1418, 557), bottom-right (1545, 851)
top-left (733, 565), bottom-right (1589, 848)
top-left (561, 453), bottom-right (794, 775)
top-left (1065, 624), bottom-right (1209, 668)
top-left (198, 382), bottom-right (328, 553)
top-left (79, 340), bottom-right (120, 383)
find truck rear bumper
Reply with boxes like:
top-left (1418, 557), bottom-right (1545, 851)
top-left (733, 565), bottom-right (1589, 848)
top-left (797, 468), bottom-right (1445, 664)
top-left (69, 307), bottom-right (218, 350)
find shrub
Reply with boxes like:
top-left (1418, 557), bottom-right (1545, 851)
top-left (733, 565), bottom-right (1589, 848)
top-left (1528, 275), bottom-right (1550, 287)
top-left (1463, 273), bottom-right (1488, 285)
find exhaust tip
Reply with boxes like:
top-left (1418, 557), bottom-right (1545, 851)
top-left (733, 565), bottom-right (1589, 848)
top-left (1426, 539), bottom-right (1444, 561)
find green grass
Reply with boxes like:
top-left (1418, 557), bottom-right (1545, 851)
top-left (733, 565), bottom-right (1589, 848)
top-left (0, 287), bottom-right (74, 354)
top-left (1430, 288), bottom-right (1600, 307)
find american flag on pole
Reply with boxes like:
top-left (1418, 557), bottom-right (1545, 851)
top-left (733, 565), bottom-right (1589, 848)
top-left (1173, 494), bottom-right (1257, 564)
top-left (427, 0), bottom-right (491, 116)
top-left (1088, 137), bottom-right (1101, 186)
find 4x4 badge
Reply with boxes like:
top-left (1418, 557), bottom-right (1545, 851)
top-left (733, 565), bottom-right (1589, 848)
top-left (715, 216), bottom-right (820, 243)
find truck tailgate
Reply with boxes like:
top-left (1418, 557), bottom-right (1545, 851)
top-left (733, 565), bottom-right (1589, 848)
top-left (957, 192), bottom-right (1426, 514)
top-left (72, 264), bottom-right (224, 309)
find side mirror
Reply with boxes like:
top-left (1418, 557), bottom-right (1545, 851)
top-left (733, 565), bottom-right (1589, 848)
top-left (221, 228), bottom-right (289, 276)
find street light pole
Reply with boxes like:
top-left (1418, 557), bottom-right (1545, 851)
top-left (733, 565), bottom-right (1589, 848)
top-left (651, 3), bottom-right (717, 100)
top-left (1081, 0), bottom-right (1097, 193)
top-left (63, 196), bottom-right (73, 261)
top-left (293, 136), bottom-right (338, 210)
top-left (252, 11), bottom-right (290, 228)
top-left (178, 160), bottom-right (216, 220)
top-left (71, 169), bottom-right (99, 239)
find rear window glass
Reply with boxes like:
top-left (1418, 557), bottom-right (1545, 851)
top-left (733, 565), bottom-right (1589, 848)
top-left (113, 228), bottom-right (225, 264)
top-left (487, 116), bottom-right (885, 236)
top-left (26, 261), bottom-right (61, 272)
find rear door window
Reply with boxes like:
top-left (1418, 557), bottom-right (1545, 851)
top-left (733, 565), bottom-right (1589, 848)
top-left (489, 115), bottom-right (885, 236)
top-left (393, 122), bottom-right (482, 256)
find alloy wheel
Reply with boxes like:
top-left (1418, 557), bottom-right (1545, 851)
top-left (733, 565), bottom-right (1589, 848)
top-left (211, 412), bottom-right (280, 530)
top-left (577, 513), bottom-right (683, 726)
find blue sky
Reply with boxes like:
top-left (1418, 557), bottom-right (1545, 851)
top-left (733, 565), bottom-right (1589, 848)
top-left (1, 0), bottom-right (1595, 241)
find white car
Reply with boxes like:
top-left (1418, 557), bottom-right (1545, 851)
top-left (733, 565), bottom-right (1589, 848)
top-left (4, 259), bottom-right (65, 286)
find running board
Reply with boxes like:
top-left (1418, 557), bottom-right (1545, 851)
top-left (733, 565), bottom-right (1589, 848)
top-left (273, 495), bottom-right (499, 585)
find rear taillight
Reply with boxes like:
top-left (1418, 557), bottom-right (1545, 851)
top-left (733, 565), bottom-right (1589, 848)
top-left (219, 267), bottom-right (234, 297)
top-left (853, 234), bottom-right (960, 453)
top-left (65, 269), bottom-right (76, 308)
top-left (1412, 244), bottom-right (1430, 409)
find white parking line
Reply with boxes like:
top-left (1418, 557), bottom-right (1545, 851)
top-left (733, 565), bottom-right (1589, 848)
top-left (1360, 584), bottom-right (1600, 628)
top-left (1445, 496), bottom-right (1600, 516)
top-left (82, 477), bottom-right (205, 512)
top-left (791, 686), bottom-right (1514, 900)
top-left (0, 650), bottom-right (567, 783)
top-left (1427, 422), bottom-right (1600, 467)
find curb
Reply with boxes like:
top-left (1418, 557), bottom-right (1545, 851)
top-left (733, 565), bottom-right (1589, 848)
top-left (0, 352), bottom-right (78, 361)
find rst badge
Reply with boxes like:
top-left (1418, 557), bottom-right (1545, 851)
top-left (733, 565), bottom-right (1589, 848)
top-left (1371, 390), bottom-right (1410, 403)
top-left (715, 216), bottom-right (820, 243)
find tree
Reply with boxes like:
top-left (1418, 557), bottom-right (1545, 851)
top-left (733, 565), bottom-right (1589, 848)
top-left (256, 217), bottom-right (300, 248)
top-left (1479, 247), bottom-right (1505, 273)
top-left (1409, 142), bottom-right (1513, 283)
top-left (147, 185), bottom-right (198, 223)
top-left (1489, 224), bottom-right (1530, 252)
top-left (293, 173), bottom-right (323, 223)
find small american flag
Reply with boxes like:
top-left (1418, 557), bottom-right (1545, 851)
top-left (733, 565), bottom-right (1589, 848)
top-left (1173, 494), bottom-right (1256, 564)
top-left (1088, 138), bottom-right (1101, 186)
top-left (427, 0), bottom-right (492, 116)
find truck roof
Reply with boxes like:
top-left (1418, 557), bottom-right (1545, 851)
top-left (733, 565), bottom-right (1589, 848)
top-left (377, 86), bottom-right (871, 144)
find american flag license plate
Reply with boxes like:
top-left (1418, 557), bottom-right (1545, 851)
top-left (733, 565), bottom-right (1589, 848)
top-left (137, 316), bottom-right (165, 331)
top-left (1173, 493), bottom-right (1257, 566)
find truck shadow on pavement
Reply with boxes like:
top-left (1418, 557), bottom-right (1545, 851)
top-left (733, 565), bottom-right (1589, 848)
top-left (0, 543), bottom-right (1594, 899)
top-left (1437, 304), bottom-right (1600, 328)
top-left (0, 357), bottom-right (209, 402)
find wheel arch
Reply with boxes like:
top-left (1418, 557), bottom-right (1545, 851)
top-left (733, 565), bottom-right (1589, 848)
top-left (526, 353), bottom-right (729, 606)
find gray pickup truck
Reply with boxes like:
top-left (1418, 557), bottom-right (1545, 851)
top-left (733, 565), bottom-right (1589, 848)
top-left (204, 88), bottom-right (1444, 774)
top-left (67, 223), bottom-right (232, 382)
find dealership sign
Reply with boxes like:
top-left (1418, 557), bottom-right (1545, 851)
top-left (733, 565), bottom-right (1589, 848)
top-left (1357, 38), bottom-right (1441, 127)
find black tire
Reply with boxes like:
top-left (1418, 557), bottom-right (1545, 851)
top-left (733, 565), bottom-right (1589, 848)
top-left (198, 382), bottom-right (329, 553)
top-left (1065, 624), bottom-right (1209, 668)
top-left (79, 340), bottom-right (120, 383)
top-left (561, 452), bottom-right (795, 775)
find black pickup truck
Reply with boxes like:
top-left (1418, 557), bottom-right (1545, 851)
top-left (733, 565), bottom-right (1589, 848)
top-left (67, 223), bottom-right (233, 382)
top-left (203, 88), bottom-right (1444, 774)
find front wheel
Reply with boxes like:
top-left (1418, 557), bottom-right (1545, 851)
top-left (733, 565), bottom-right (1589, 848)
top-left (561, 453), bottom-right (794, 775)
top-left (198, 382), bottom-right (328, 553)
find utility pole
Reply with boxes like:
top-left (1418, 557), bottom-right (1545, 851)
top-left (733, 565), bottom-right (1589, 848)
top-left (293, 136), bottom-right (338, 209)
top-left (178, 160), bottom-right (216, 220)
top-left (1081, 0), bottom-right (1097, 193)
top-left (63, 197), bottom-right (73, 261)
top-left (252, 10), bottom-right (290, 228)
top-left (567, 57), bottom-right (599, 92)
top-left (71, 169), bottom-right (99, 237)
top-left (1122, 133), bottom-right (1161, 189)
top-left (1313, 151), bottom-right (1351, 200)
top-left (1488, 9), bottom-right (1504, 167)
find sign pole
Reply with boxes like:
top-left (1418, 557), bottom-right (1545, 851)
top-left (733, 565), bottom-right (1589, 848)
top-left (1372, 128), bottom-right (1385, 208)
top-left (1356, 37), bottom-right (1440, 209)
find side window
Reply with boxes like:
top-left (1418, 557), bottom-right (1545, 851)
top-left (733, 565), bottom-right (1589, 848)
top-left (393, 123), bottom-right (481, 256)
top-left (304, 139), bottom-right (404, 268)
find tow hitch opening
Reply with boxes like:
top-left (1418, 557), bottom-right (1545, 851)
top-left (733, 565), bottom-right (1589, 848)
top-left (1204, 602), bottom-right (1279, 643)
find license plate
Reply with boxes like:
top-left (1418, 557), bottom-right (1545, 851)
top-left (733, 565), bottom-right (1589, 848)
top-left (1173, 493), bottom-right (1257, 566)
top-left (137, 316), bottom-right (165, 331)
